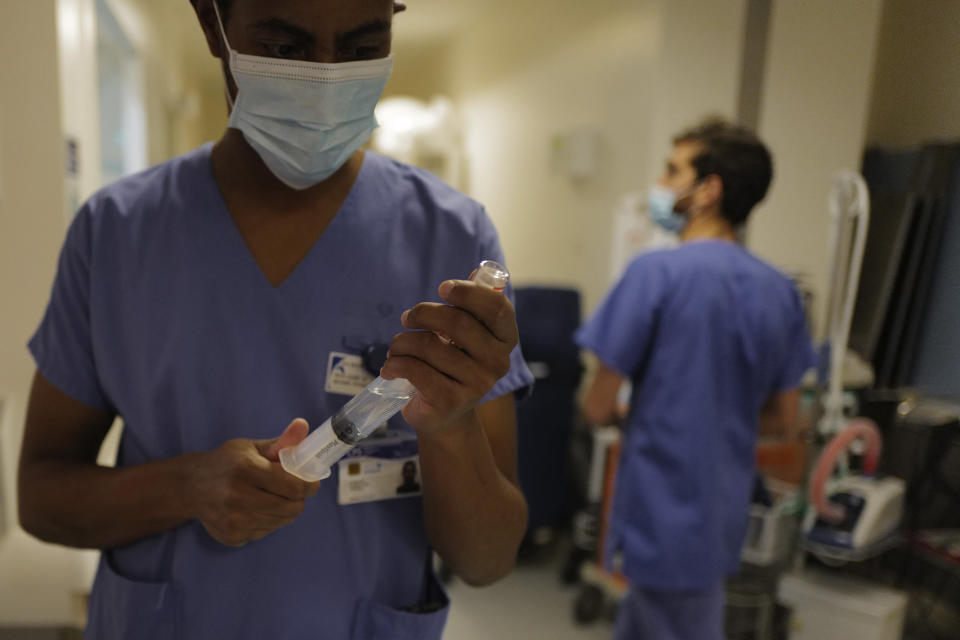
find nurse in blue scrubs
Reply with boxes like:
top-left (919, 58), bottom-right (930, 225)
top-left (18, 1), bottom-right (533, 638)
top-left (577, 120), bottom-right (816, 640)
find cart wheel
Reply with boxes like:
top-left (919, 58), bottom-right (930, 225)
top-left (573, 585), bottom-right (605, 625)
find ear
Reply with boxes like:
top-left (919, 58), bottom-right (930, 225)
top-left (191, 0), bottom-right (226, 59)
top-left (699, 174), bottom-right (724, 210)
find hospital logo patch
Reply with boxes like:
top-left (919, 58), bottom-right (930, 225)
top-left (324, 351), bottom-right (375, 396)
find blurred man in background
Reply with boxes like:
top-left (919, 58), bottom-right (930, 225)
top-left (577, 119), bottom-right (816, 640)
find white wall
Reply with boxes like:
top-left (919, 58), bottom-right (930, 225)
top-left (446, 2), bottom-right (660, 315)
top-left (748, 0), bottom-right (883, 338)
top-left (107, 0), bottom-right (226, 162)
top-left (0, 1), bottom-right (92, 627)
top-left (55, 0), bottom-right (224, 200)
top-left (58, 0), bottom-right (102, 209)
top-left (384, 39), bottom-right (454, 102)
top-left (396, 0), bottom-right (888, 333)
top-left (866, 0), bottom-right (960, 147)
top-left (645, 0), bottom-right (748, 185)
top-left (441, 0), bottom-right (752, 316)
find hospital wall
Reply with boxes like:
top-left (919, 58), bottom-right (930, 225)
top-left (748, 0), bottom-right (960, 337)
top-left (866, 0), bottom-right (960, 147)
top-left (747, 0), bottom-right (883, 339)
top-left (389, 0), bottom-right (887, 338)
top-left (57, 0), bottom-right (224, 206)
top-left (384, 40), bottom-right (454, 105)
top-left (105, 0), bottom-right (226, 163)
top-left (446, 1), bottom-right (660, 316)
top-left (642, 0), bottom-right (748, 188)
top-left (440, 0), bottom-right (753, 315)
top-left (0, 1), bottom-right (93, 627)
top-left (57, 0), bottom-right (103, 206)
top-left (436, 0), bottom-right (884, 335)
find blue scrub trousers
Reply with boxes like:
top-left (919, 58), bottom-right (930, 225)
top-left (612, 582), bottom-right (725, 640)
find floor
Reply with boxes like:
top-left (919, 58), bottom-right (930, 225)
top-left (443, 547), bottom-right (615, 640)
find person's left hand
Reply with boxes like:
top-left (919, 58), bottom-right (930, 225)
top-left (380, 277), bottom-right (518, 433)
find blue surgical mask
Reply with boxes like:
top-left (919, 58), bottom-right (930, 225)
top-left (215, 6), bottom-right (393, 190)
top-left (647, 184), bottom-right (688, 233)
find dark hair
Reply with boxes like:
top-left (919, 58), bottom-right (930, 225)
top-left (215, 0), bottom-right (233, 22)
top-left (190, 0), bottom-right (233, 24)
top-left (673, 117), bottom-right (773, 227)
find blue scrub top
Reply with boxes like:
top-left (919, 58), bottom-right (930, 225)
top-left (575, 241), bottom-right (816, 590)
top-left (29, 145), bottom-right (533, 639)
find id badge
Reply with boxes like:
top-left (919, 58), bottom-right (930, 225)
top-left (338, 430), bottom-right (422, 505)
top-left (325, 351), bottom-right (374, 396)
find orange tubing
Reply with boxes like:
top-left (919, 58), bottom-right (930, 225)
top-left (807, 418), bottom-right (882, 523)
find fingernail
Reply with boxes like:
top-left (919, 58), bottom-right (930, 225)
top-left (439, 281), bottom-right (454, 297)
top-left (400, 310), bottom-right (410, 324)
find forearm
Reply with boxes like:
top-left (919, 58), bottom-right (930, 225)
top-left (759, 389), bottom-right (802, 441)
top-left (583, 360), bottom-right (626, 426)
top-left (418, 410), bottom-right (528, 586)
top-left (758, 411), bottom-right (790, 440)
top-left (18, 453), bottom-right (200, 549)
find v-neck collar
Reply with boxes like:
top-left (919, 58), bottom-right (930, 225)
top-left (202, 147), bottom-right (371, 293)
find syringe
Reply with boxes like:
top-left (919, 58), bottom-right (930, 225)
top-left (279, 260), bottom-right (511, 481)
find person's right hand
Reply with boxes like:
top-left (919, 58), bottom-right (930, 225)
top-left (189, 419), bottom-right (320, 547)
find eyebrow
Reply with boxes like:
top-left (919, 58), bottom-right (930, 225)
top-left (252, 17), bottom-right (317, 46)
top-left (338, 18), bottom-right (392, 44)
top-left (251, 17), bottom-right (390, 49)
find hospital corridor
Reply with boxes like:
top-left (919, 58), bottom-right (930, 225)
top-left (1, 0), bottom-right (959, 639)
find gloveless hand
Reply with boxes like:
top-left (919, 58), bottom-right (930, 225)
top-left (189, 419), bottom-right (320, 546)
top-left (380, 278), bottom-right (519, 433)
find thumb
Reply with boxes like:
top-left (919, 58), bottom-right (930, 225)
top-left (260, 418), bottom-right (310, 462)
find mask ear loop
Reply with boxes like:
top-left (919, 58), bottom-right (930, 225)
top-left (212, 1), bottom-right (237, 109)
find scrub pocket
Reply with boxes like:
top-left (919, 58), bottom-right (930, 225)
top-left (85, 554), bottom-right (182, 640)
top-left (350, 571), bottom-right (450, 640)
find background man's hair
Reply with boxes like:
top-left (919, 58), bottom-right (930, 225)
top-left (673, 117), bottom-right (773, 227)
